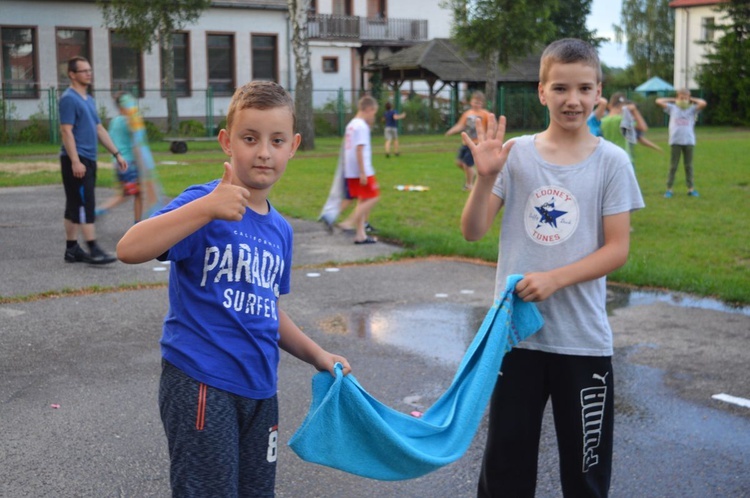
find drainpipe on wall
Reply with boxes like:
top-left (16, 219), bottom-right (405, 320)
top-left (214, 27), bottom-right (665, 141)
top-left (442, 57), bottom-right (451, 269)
top-left (286, 14), bottom-right (293, 89)
top-left (684, 8), bottom-right (690, 89)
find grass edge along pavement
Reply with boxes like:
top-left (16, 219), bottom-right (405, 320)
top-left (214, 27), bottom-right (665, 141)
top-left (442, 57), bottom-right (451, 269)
top-left (1, 127), bottom-right (749, 306)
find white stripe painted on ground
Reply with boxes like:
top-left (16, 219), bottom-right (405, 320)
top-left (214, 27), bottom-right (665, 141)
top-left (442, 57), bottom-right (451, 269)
top-left (712, 393), bottom-right (750, 409)
top-left (0, 308), bottom-right (26, 318)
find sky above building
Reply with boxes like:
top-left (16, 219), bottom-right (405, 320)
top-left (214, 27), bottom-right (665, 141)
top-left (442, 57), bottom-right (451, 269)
top-left (588, 0), bottom-right (629, 68)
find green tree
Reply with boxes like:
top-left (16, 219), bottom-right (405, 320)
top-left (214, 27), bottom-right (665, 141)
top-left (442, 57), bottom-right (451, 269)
top-left (697, 0), bottom-right (750, 125)
top-left (98, 0), bottom-right (211, 135)
top-left (548, 0), bottom-right (607, 47)
top-left (614, 0), bottom-right (674, 83)
top-left (288, 0), bottom-right (315, 150)
top-left (444, 0), bottom-right (557, 109)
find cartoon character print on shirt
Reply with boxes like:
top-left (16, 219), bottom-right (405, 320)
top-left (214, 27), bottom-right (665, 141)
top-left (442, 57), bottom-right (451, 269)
top-left (200, 231), bottom-right (286, 321)
top-left (465, 114), bottom-right (480, 140)
top-left (524, 185), bottom-right (579, 245)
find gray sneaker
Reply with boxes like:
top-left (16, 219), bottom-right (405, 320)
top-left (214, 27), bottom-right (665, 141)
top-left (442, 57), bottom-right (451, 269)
top-left (87, 245), bottom-right (117, 265)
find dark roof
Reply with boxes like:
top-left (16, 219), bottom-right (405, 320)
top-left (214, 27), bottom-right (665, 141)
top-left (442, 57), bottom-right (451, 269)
top-left (669, 0), bottom-right (725, 7)
top-left (363, 38), bottom-right (540, 85)
top-left (212, 0), bottom-right (287, 8)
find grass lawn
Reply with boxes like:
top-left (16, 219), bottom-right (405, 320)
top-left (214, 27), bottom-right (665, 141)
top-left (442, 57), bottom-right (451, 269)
top-left (1, 126), bottom-right (749, 305)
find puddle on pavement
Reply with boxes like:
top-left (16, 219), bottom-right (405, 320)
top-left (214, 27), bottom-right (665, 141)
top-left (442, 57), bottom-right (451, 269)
top-left (319, 286), bottom-right (749, 366)
top-left (607, 286), bottom-right (750, 317)
top-left (319, 302), bottom-right (487, 365)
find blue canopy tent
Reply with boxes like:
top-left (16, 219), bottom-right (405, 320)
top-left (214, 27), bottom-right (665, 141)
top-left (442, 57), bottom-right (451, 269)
top-left (635, 76), bottom-right (675, 95)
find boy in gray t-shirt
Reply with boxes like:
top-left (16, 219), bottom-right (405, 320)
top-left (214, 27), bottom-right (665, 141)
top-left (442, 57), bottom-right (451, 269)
top-left (461, 38), bottom-right (644, 497)
top-left (656, 89), bottom-right (707, 198)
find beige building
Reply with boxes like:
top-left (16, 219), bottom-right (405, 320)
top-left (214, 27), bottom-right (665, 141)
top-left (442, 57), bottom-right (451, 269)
top-left (0, 0), bottom-right (452, 122)
top-left (670, 0), bottom-right (729, 89)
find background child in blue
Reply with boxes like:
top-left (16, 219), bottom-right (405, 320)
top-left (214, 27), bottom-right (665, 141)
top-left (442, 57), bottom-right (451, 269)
top-left (117, 81), bottom-right (351, 497)
top-left (461, 39), bottom-right (644, 497)
top-left (383, 101), bottom-right (406, 158)
top-left (97, 93), bottom-right (143, 223)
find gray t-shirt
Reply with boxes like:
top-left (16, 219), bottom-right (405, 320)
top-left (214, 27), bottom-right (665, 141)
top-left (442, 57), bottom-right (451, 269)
top-left (492, 135), bottom-right (645, 356)
top-left (665, 103), bottom-right (699, 146)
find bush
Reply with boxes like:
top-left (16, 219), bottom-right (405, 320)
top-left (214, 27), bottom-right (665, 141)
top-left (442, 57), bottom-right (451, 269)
top-left (213, 118), bottom-right (227, 136)
top-left (145, 121), bottom-right (164, 142)
top-left (178, 119), bottom-right (206, 137)
top-left (17, 122), bottom-right (49, 143)
top-left (313, 113), bottom-right (338, 137)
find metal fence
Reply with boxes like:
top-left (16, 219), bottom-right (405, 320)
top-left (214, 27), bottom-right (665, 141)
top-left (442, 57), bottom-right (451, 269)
top-left (0, 86), bottom-right (701, 146)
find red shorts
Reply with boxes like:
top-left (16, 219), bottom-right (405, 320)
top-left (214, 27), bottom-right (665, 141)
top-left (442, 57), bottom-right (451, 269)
top-left (346, 176), bottom-right (380, 199)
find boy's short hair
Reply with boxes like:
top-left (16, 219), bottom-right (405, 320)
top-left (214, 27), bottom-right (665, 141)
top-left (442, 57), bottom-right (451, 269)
top-left (677, 88), bottom-right (691, 97)
top-left (226, 81), bottom-right (296, 132)
top-left (608, 92), bottom-right (627, 108)
top-left (384, 101), bottom-right (392, 111)
top-left (358, 95), bottom-right (378, 111)
top-left (67, 56), bottom-right (89, 74)
top-left (539, 38), bottom-right (602, 84)
top-left (470, 91), bottom-right (486, 104)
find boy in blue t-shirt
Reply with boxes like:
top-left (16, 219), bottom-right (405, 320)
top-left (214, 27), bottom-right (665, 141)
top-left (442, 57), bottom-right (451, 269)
top-left (117, 81), bottom-right (351, 497)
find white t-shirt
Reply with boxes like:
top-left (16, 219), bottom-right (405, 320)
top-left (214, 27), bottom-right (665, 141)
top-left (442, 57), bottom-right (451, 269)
top-left (665, 103), bottom-right (699, 146)
top-left (492, 135), bottom-right (645, 356)
top-left (343, 117), bottom-right (374, 179)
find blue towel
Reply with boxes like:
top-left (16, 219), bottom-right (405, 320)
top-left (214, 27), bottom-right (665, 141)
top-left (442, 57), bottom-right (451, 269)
top-left (288, 275), bottom-right (543, 481)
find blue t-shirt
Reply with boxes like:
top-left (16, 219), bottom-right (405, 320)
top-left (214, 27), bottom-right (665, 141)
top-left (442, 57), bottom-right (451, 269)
top-left (384, 110), bottom-right (398, 128)
top-left (156, 180), bottom-right (294, 399)
top-left (59, 88), bottom-right (100, 161)
top-left (587, 113), bottom-right (602, 137)
top-left (108, 115), bottom-right (139, 183)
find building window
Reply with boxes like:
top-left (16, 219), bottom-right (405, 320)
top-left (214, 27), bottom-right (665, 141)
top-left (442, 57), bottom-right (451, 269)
top-left (251, 35), bottom-right (277, 82)
top-left (322, 56), bottom-right (338, 73)
top-left (332, 0), bottom-right (353, 16)
top-left (110, 31), bottom-right (143, 96)
top-left (309, 0), bottom-right (317, 14)
top-left (701, 17), bottom-right (716, 41)
top-left (56, 28), bottom-right (90, 90)
top-left (367, 0), bottom-right (386, 19)
top-left (161, 32), bottom-right (190, 97)
top-left (207, 33), bottom-right (234, 96)
top-left (1, 27), bottom-right (38, 99)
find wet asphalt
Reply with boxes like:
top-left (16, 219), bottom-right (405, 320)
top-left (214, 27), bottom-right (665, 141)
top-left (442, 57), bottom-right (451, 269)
top-left (1, 185), bottom-right (749, 497)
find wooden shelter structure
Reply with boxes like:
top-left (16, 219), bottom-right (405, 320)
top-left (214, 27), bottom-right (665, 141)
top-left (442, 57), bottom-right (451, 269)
top-left (362, 38), bottom-right (540, 120)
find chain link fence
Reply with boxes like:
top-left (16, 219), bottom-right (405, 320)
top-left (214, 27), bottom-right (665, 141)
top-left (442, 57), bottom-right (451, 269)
top-left (1, 86), bottom-right (705, 146)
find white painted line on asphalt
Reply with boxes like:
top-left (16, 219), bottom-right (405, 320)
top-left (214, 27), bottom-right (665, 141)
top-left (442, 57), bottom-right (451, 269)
top-left (435, 293), bottom-right (449, 298)
top-left (460, 289), bottom-right (475, 294)
top-left (0, 308), bottom-right (25, 318)
top-left (306, 272), bottom-right (321, 278)
top-left (324, 268), bottom-right (340, 272)
top-left (712, 393), bottom-right (750, 409)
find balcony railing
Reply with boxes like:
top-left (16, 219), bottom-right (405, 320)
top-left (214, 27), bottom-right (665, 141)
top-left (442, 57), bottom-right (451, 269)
top-left (307, 14), bottom-right (428, 44)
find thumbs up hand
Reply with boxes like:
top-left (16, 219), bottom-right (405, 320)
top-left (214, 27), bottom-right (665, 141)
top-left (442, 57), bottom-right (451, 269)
top-left (206, 162), bottom-right (251, 221)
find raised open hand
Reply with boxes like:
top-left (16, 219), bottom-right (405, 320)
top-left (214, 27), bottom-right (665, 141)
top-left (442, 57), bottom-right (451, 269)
top-left (461, 114), bottom-right (514, 178)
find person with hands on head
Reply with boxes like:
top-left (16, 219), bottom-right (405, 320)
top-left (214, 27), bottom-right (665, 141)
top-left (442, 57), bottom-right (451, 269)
top-left (59, 55), bottom-right (128, 265)
top-left (117, 80), bottom-right (350, 498)
top-left (655, 88), bottom-right (707, 198)
top-left (461, 39), bottom-right (644, 498)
